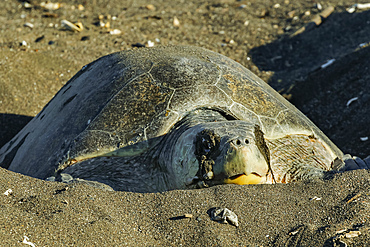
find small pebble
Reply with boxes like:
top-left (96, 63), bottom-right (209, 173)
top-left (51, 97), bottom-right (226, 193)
top-left (35, 35), bottom-right (45, 43)
top-left (146, 4), bottom-right (156, 11)
top-left (132, 43), bottom-right (145, 48)
top-left (81, 36), bottom-right (90, 41)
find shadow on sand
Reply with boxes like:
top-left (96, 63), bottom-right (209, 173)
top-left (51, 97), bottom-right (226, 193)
top-left (249, 9), bottom-right (370, 157)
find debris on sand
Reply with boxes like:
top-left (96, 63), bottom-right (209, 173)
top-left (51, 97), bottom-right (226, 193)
top-left (3, 189), bottom-right (12, 196)
top-left (208, 207), bottom-right (239, 227)
top-left (347, 3), bottom-right (370, 13)
top-left (291, 6), bottom-right (334, 36)
top-left (61, 20), bottom-right (83, 32)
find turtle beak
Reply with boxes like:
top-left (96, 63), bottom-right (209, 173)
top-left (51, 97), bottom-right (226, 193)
top-left (214, 137), bottom-right (269, 185)
top-left (224, 173), bottom-right (263, 185)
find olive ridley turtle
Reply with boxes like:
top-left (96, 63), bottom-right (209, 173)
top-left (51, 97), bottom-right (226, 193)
top-left (0, 46), bottom-right (368, 192)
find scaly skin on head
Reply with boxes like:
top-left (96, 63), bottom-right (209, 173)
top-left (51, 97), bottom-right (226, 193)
top-left (162, 119), bottom-right (271, 189)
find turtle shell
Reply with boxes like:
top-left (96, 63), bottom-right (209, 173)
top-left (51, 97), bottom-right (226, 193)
top-left (0, 46), bottom-right (343, 179)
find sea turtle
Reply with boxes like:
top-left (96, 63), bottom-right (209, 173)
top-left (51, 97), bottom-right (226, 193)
top-left (0, 45), bottom-right (368, 192)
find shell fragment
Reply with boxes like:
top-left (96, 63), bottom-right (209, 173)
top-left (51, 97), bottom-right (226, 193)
top-left (208, 207), bottom-right (239, 227)
top-left (61, 20), bottom-right (83, 32)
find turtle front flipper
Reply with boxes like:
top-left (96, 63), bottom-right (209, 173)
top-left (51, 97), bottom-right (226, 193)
top-left (266, 134), bottom-right (335, 183)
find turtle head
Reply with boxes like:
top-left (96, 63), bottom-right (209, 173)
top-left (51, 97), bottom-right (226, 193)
top-left (194, 121), bottom-right (270, 186)
top-left (165, 120), bottom-right (271, 189)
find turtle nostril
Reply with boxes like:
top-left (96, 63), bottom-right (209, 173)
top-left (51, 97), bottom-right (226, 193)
top-left (245, 139), bottom-right (249, 144)
top-left (235, 139), bottom-right (241, 145)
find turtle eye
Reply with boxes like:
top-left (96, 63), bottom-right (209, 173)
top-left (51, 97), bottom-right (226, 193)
top-left (202, 138), bottom-right (211, 152)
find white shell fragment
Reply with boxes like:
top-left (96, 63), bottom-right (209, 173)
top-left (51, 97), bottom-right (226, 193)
top-left (173, 16), bottom-right (180, 27)
top-left (335, 229), bottom-right (347, 234)
top-left (3, 189), bottom-right (12, 196)
top-left (345, 230), bottom-right (361, 238)
top-left (24, 22), bottom-right (34, 29)
top-left (360, 137), bottom-right (368, 141)
top-left (109, 29), bottom-right (122, 35)
top-left (347, 3), bottom-right (370, 13)
top-left (321, 59), bottom-right (335, 69)
top-left (184, 214), bottom-right (193, 218)
top-left (209, 207), bottom-right (239, 227)
top-left (61, 20), bottom-right (83, 32)
top-left (40, 2), bottom-right (61, 10)
top-left (22, 236), bottom-right (36, 247)
top-left (309, 196), bottom-right (322, 201)
top-left (147, 40), bottom-right (155, 47)
top-left (346, 97), bottom-right (358, 107)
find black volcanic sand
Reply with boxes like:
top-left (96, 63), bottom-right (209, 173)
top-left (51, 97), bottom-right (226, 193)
top-left (1, 0), bottom-right (369, 246)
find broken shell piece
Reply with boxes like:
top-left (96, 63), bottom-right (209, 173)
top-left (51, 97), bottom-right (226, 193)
top-left (4, 189), bottom-right (12, 196)
top-left (40, 2), bottom-right (61, 10)
top-left (347, 3), bottom-right (370, 13)
top-left (24, 22), bottom-right (34, 29)
top-left (360, 137), bottom-right (368, 141)
top-left (61, 20), bottom-right (83, 32)
top-left (345, 230), bottom-right (361, 238)
top-left (22, 236), bottom-right (36, 247)
top-left (335, 229), bottom-right (347, 234)
top-left (173, 16), bottom-right (180, 27)
top-left (22, 2), bottom-right (32, 9)
top-left (184, 214), bottom-right (193, 218)
top-left (109, 29), bottom-right (122, 35)
top-left (147, 40), bottom-right (154, 47)
top-left (321, 59), bottom-right (335, 69)
top-left (208, 207), bottom-right (239, 227)
top-left (346, 97), bottom-right (358, 107)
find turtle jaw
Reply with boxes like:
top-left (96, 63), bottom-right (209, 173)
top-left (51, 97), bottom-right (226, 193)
top-left (224, 173), bottom-right (263, 185)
